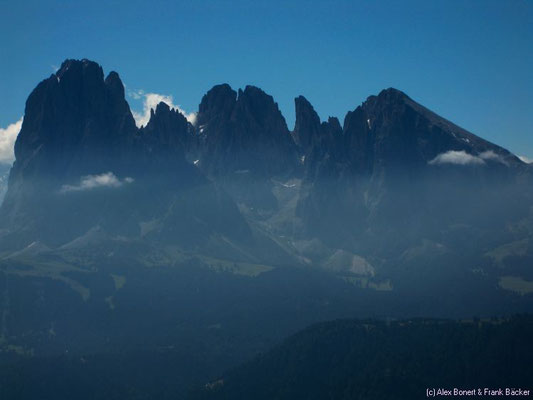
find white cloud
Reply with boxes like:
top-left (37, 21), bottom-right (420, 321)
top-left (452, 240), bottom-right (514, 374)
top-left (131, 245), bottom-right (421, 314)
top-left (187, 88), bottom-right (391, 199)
top-left (518, 155), bottom-right (532, 164)
top-left (129, 90), bottom-right (197, 128)
top-left (0, 117), bottom-right (23, 165)
top-left (429, 150), bottom-right (485, 166)
top-left (61, 172), bottom-right (134, 193)
top-left (478, 150), bottom-right (508, 165)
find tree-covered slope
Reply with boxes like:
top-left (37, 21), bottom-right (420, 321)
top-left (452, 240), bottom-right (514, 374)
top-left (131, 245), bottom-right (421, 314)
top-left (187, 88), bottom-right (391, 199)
top-left (194, 316), bottom-right (533, 400)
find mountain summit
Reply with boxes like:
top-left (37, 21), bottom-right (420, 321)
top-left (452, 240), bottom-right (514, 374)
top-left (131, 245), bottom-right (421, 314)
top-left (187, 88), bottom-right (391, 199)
top-left (196, 84), bottom-right (298, 177)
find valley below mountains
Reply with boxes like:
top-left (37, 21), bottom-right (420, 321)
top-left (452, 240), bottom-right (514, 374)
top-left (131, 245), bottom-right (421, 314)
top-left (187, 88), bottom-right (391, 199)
top-left (0, 59), bottom-right (532, 399)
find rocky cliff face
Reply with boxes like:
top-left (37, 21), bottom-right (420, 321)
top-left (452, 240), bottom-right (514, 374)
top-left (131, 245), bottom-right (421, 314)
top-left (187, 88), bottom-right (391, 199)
top-left (196, 84), bottom-right (298, 178)
top-left (342, 88), bottom-right (523, 176)
top-left (1, 59), bottom-right (531, 266)
top-left (296, 88), bottom-right (532, 250)
top-left (193, 84), bottom-right (300, 210)
top-left (11, 60), bottom-right (137, 183)
top-left (140, 101), bottom-right (198, 169)
top-left (292, 96), bottom-right (343, 180)
top-left (0, 59), bottom-right (250, 251)
top-left (291, 96), bottom-right (322, 154)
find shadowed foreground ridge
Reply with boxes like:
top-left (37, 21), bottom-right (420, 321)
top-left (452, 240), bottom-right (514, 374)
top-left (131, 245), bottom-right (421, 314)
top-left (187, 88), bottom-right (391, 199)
top-left (193, 316), bottom-right (533, 400)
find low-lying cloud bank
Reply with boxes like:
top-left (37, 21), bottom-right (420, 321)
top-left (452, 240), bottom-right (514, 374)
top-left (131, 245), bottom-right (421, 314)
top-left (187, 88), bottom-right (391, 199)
top-left (518, 155), bottom-right (532, 164)
top-left (0, 117), bottom-right (23, 164)
top-left (61, 172), bottom-right (134, 193)
top-left (429, 150), bottom-right (485, 166)
top-left (429, 150), bottom-right (508, 166)
top-left (478, 150), bottom-right (509, 165)
top-left (129, 90), bottom-right (197, 128)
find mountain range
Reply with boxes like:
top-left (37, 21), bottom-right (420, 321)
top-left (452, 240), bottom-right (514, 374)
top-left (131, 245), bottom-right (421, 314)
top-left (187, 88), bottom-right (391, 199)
top-left (0, 59), bottom-right (532, 398)
top-left (1, 59), bottom-right (532, 281)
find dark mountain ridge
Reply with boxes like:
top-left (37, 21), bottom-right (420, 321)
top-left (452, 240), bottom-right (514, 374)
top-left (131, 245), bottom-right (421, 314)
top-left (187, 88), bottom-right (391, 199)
top-left (0, 58), bottom-right (532, 312)
top-left (296, 87), bottom-right (531, 250)
top-left (0, 59), bottom-right (250, 252)
top-left (193, 315), bottom-right (533, 400)
top-left (196, 83), bottom-right (298, 178)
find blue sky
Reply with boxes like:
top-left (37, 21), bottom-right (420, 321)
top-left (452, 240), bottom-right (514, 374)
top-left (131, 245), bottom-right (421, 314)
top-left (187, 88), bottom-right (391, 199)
top-left (1, 0), bottom-right (532, 160)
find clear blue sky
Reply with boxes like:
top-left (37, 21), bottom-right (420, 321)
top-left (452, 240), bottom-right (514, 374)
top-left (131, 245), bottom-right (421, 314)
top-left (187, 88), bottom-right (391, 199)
top-left (1, 0), bottom-right (532, 158)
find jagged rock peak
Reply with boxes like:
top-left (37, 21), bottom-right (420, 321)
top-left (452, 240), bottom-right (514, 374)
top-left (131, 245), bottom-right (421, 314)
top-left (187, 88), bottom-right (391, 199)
top-left (350, 87), bottom-right (412, 127)
top-left (53, 59), bottom-right (128, 100)
top-left (292, 95), bottom-right (322, 152)
top-left (53, 59), bottom-right (127, 101)
top-left (235, 85), bottom-right (288, 126)
top-left (362, 87), bottom-right (410, 107)
top-left (105, 70), bottom-right (126, 98)
top-left (12, 58), bottom-right (137, 182)
top-left (238, 85), bottom-right (277, 104)
top-left (325, 116), bottom-right (342, 133)
top-left (198, 83), bottom-right (290, 130)
top-left (236, 85), bottom-right (291, 135)
top-left (196, 83), bottom-right (297, 177)
top-left (144, 101), bottom-right (191, 140)
top-left (55, 58), bottom-right (104, 80)
top-left (198, 83), bottom-right (237, 116)
top-left (295, 96), bottom-right (320, 128)
top-left (238, 84), bottom-right (270, 98)
top-left (145, 101), bottom-right (189, 128)
top-left (377, 87), bottom-right (410, 100)
top-left (156, 101), bottom-right (171, 113)
top-left (141, 101), bottom-right (193, 160)
top-left (340, 86), bottom-right (523, 176)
